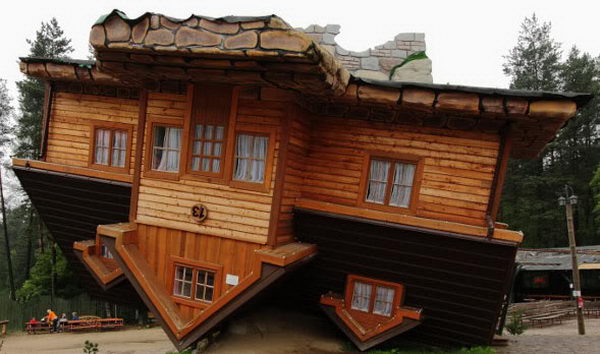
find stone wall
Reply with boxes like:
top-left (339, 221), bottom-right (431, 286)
top-left (299, 24), bottom-right (433, 83)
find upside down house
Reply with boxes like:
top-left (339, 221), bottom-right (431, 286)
top-left (12, 10), bottom-right (592, 351)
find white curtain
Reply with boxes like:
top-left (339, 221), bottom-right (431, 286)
top-left (154, 126), bottom-right (182, 172)
top-left (373, 286), bottom-right (395, 316)
top-left (94, 129), bottom-right (110, 165)
top-left (351, 281), bottom-right (372, 312)
top-left (111, 131), bottom-right (127, 168)
top-left (233, 134), bottom-right (268, 183)
top-left (366, 160), bottom-right (390, 204)
top-left (389, 163), bottom-right (415, 207)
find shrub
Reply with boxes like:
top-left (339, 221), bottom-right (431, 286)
top-left (505, 310), bottom-right (527, 335)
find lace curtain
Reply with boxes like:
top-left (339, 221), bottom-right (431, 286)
top-left (366, 159), bottom-right (415, 207)
top-left (111, 131), bottom-right (127, 168)
top-left (233, 134), bottom-right (268, 183)
top-left (389, 163), bottom-right (415, 207)
top-left (153, 126), bottom-right (182, 172)
top-left (373, 286), bottom-right (395, 316)
top-left (94, 129), bottom-right (110, 165)
top-left (366, 160), bottom-right (390, 204)
top-left (351, 281), bottom-right (372, 312)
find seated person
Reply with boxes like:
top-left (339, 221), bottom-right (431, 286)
top-left (28, 317), bottom-right (39, 325)
top-left (71, 312), bottom-right (79, 321)
top-left (58, 313), bottom-right (68, 331)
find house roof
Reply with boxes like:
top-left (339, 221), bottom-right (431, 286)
top-left (18, 9), bottom-right (594, 159)
top-left (516, 246), bottom-right (600, 271)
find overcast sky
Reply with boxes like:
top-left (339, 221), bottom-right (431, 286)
top-left (1, 0), bottom-right (599, 106)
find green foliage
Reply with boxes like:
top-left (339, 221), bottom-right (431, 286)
top-left (592, 167), bottom-right (600, 229)
top-left (16, 245), bottom-right (82, 301)
top-left (83, 340), bottom-right (99, 354)
top-left (505, 311), bottom-right (527, 335)
top-left (15, 18), bottom-right (73, 159)
top-left (501, 14), bottom-right (600, 247)
top-left (0, 79), bottom-right (13, 152)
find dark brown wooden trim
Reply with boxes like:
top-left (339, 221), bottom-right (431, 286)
top-left (267, 104), bottom-right (293, 247)
top-left (39, 81), bottom-right (53, 160)
top-left (129, 89), bottom-right (148, 222)
top-left (295, 207), bottom-right (517, 247)
top-left (487, 125), bottom-right (514, 222)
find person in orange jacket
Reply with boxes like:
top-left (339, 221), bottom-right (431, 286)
top-left (47, 309), bottom-right (58, 333)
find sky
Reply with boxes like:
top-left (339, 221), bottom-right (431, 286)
top-left (0, 0), bottom-right (599, 107)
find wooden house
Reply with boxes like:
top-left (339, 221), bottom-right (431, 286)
top-left (12, 10), bottom-right (592, 351)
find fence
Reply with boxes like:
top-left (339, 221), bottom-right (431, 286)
top-left (0, 293), bottom-right (139, 332)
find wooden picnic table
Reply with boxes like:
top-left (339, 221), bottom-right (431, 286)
top-left (25, 322), bottom-right (51, 334)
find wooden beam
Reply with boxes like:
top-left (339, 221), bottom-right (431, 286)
top-left (39, 81), bottom-right (53, 160)
top-left (129, 89), bottom-right (149, 221)
top-left (267, 103), bottom-right (292, 247)
top-left (12, 158), bottom-right (133, 184)
top-left (488, 126), bottom-right (514, 221)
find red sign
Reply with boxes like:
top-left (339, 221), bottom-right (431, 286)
top-left (577, 296), bottom-right (584, 309)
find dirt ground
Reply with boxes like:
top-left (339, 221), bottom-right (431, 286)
top-left (2, 311), bottom-right (600, 353)
top-left (497, 317), bottom-right (600, 354)
top-left (0, 307), bottom-right (345, 354)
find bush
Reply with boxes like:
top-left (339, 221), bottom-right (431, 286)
top-left (505, 310), bottom-right (527, 335)
top-left (83, 340), bottom-right (98, 353)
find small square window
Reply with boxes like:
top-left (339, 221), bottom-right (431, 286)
top-left (195, 270), bottom-right (216, 302)
top-left (152, 126), bottom-right (182, 172)
top-left (191, 125), bottom-right (225, 174)
top-left (100, 245), bottom-right (113, 259)
top-left (173, 266), bottom-right (193, 298)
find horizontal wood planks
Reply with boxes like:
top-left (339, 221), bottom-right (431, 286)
top-left (135, 223), bottom-right (263, 321)
top-left (301, 117), bottom-right (500, 227)
top-left (46, 91), bottom-right (139, 174)
top-left (137, 93), bottom-right (285, 245)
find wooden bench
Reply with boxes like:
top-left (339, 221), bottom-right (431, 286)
top-left (97, 318), bottom-right (124, 330)
top-left (25, 322), bottom-right (51, 334)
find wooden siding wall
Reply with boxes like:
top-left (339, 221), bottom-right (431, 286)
top-left (135, 223), bottom-right (264, 321)
top-left (300, 117), bottom-right (500, 227)
top-left (136, 91), bottom-right (286, 245)
top-left (46, 91), bottom-right (139, 174)
top-left (275, 107), bottom-right (311, 245)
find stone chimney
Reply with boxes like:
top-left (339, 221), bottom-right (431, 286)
top-left (299, 25), bottom-right (433, 83)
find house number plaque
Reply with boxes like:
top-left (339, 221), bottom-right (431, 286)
top-left (191, 204), bottom-right (208, 223)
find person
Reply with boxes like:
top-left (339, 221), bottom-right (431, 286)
top-left (26, 317), bottom-right (39, 334)
top-left (71, 312), bottom-right (79, 321)
top-left (58, 313), bottom-right (68, 332)
top-left (28, 317), bottom-right (38, 325)
top-left (47, 309), bottom-right (58, 333)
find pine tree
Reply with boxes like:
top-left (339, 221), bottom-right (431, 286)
top-left (15, 18), bottom-right (73, 158)
top-left (502, 15), bottom-right (600, 247)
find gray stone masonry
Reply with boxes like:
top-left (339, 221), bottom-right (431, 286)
top-left (300, 25), bottom-right (432, 83)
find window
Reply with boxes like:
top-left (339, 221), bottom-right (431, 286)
top-left (345, 275), bottom-right (401, 318)
top-left (233, 133), bottom-right (269, 184)
top-left (100, 245), bottom-right (114, 259)
top-left (360, 154), bottom-right (422, 213)
top-left (186, 84), bottom-right (232, 178)
top-left (170, 258), bottom-right (221, 306)
top-left (173, 265), bottom-right (193, 298)
top-left (90, 124), bottom-right (131, 171)
top-left (191, 125), bottom-right (225, 174)
top-left (195, 270), bottom-right (215, 302)
top-left (152, 126), bottom-right (182, 172)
